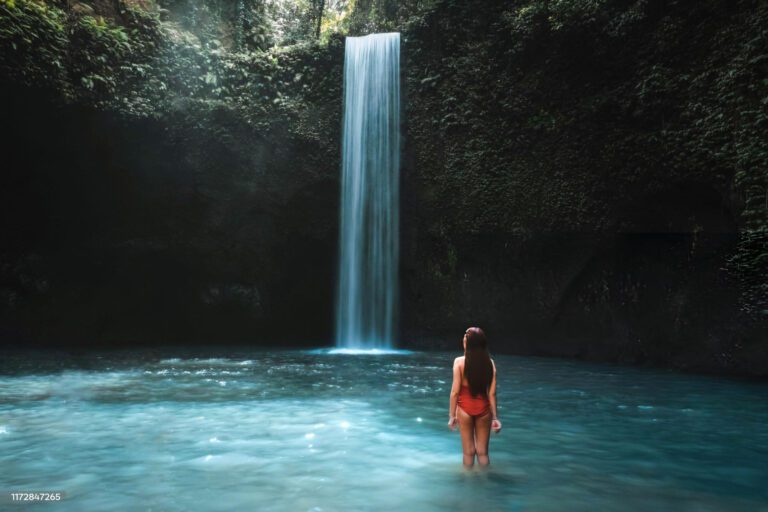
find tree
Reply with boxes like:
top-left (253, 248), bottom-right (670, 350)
top-left (315, 0), bottom-right (325, 39)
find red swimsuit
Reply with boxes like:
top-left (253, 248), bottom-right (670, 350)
top-left (457, 384), bottom-right (490, 417)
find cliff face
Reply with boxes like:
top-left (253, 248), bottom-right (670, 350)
top-left (398, 0), bottom-right (767, 374)
top-left (0, 0), bottom-right (766, 375)
top-left (1, 0), bottom-right (346, 345)
top-left (3, 85), bottom-right (342, 346)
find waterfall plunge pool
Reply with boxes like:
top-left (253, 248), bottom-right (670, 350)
top-left (1, 347), bottom-right (766, 511)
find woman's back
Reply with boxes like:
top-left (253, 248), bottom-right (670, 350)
top-left (457, 355), bottom-right (494, 394)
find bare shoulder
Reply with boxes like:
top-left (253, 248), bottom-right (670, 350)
top-left (453, 355), bottom-right (465, 366)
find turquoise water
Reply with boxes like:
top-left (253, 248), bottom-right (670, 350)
top-left (1, 348), bottom-right (766, 511)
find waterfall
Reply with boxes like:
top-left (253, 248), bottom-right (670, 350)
top-left (335, 32), bottom-right (401, 350)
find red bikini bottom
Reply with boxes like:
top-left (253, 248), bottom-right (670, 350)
top-left (457, 385), bottom-right (490, 417)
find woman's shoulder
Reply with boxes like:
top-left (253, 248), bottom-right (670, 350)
top-left (453, 355), bottom-right (465, 367)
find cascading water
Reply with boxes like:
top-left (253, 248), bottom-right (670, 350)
top-left (335, 33), bottom-right (401, 351)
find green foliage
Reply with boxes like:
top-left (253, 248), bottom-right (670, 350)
top-left (157, 0), bottom-right (273, 50)
top-left (69, 15), bottom-right (133, 99)
top-left (266, 0), bottom-right (318, 45)
top-left (547, 0), bottom-right (610, 31)
top-left (1, 0), bottom-right (764, 319)
top-left (343, 0), bottom-right (437, 34)
top-left (234, 0), bottom-right (272, 51)
top-left (404, 0), bottom-right (767, 318)
top-left (0, 0), bottom-right (68, 88)
top-left (0, 0), bottom-right (345, 120)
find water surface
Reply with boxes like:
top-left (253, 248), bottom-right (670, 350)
top-left (1, 347), bottom-right (766, 511)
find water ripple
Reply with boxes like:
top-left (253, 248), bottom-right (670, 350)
top-left (0, 348), bottom-right (765, 512)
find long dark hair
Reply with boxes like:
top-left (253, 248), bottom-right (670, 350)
top-left (463, 327), bottom-right (493, 397)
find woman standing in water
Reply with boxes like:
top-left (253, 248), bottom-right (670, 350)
top-left (448, 327), bottom-right (502, 467)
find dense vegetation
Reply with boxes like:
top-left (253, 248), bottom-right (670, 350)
top-left (403, 0), bottom-right (767, 314)
top-left (0, 0), bottom-right (765, 375)
top-left (397, 0), bottom-right (767, 374)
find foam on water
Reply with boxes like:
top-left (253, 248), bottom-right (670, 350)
top-left (318, 347), bottom-right (414, 355)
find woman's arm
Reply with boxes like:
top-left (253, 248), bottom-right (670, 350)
top-left (489, 359), bottom-right (501, 431)
top-left (488, 359), bottom-right (498, 418)
top-left (448, 358), bottom-right (461, 428)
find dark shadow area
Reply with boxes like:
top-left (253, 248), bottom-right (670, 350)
top-left (0, 82), bottom-right (339, 349)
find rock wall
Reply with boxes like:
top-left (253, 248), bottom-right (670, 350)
top-left (0, 0), bottom-right (346, 346)
top-left (0, 0), bottom-right (765, 375)
top-left (397, 0), bottom-right (767, 375)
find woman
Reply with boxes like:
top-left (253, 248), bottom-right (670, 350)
top-left (448, 327), bottom-right (501, 467)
